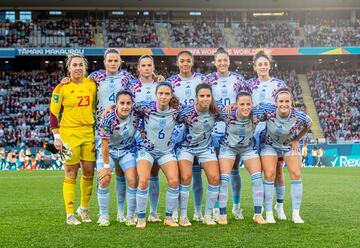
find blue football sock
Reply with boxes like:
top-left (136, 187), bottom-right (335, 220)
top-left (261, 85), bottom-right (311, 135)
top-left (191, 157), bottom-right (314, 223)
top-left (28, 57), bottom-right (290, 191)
top-left (116, 176), bottom-right (126, 215)
top-left (126, 187), bottom-right (137, 217)
top-left (136, 187), bottom-right (149, 219)
top-left (219, 174), bottom-right (231, 213)
top-left (180, 184), bottom-right (190, 217)
top-left (98, 186), bottom-right (110, 216)
top-left (166, 186), bottom-right (179, 216)
top-left (275, 184), bottom-right (285, 204)
top-left (291, 180), bottom-right (303, 211)
top-left (264, 180), bottom-right (275, 213)
top-left (192, 165), bottom-right (203, 214)
top-left (251, 172), bottom-right (264, 215)
top-left (231, 169), bottom-right (241, 208)
top-left (149, 176), bottom-right (160, 213)
top-left (205, 184), bottom-right (220, 216)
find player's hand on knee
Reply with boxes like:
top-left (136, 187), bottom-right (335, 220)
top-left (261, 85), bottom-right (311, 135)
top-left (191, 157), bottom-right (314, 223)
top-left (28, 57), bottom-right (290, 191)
top-left (98, 168), bottom-right (111, 182)
top-left (60, 77), bottom-right (71, 85)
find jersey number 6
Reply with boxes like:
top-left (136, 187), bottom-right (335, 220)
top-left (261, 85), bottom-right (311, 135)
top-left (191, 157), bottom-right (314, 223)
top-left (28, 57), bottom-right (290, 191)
top-left (158, 129), bottom-right (165, 139)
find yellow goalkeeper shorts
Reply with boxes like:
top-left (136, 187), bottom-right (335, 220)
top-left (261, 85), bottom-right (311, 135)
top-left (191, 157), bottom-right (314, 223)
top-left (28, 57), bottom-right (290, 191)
top-left (59, 126), bottom-right (96, 165)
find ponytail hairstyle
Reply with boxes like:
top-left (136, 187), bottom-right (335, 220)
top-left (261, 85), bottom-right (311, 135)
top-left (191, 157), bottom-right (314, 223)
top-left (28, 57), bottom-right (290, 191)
top-left (235, 91), bottom-right (252, 103)
top-left (104, 48), bottom-right (121, 60)
top-left (214, 47), bottom-right (229, 60)
top-left (138, 54), bottom-right (157, 81)
top-left (116, 90), bottom-right (134, 103)
top-left (138, 54), bottom-right (154, 65)
top-left (155, 81), bottom-right (180, 109)
top-left (176, 50), bottom-right (194, 61)
top-left (274, 87), bottom-right (295, 108)
top-left (195, 83), bottom-right (220, 116)
top-left (65, 53), bottom-right (88, 76)
top-left (252, 49), bottom-right (272, 65)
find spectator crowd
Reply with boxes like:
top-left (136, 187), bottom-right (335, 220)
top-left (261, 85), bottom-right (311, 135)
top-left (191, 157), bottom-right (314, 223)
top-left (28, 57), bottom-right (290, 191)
top-left (304, 19), bottom-right (360, 47)
top-left (169, 21), bottom-right (226, 48)
top-left (0, 18), bottom-right (96, 48)
top-left (2, 17), bottom-right (358, 48)
top-left (0, 69), bottom-right (66, 147)
top-left (233, 23), bottom-right (297, 48)
top-left (106, 17), bottom-right (159, 48)
top-left (307, 69), bottom-right (360, 143)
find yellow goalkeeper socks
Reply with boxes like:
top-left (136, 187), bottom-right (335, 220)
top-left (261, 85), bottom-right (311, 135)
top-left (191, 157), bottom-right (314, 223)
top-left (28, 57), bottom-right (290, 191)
top-left (63, 177), bottom-right (76, 215)
top-left (80, 175), bottom-right (94, 209)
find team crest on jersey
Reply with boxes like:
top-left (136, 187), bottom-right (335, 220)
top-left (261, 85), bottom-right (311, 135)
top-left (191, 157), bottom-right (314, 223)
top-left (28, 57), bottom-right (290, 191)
top-left (122, 127), bottom-right (129, 137)
top-left (159, 118), bottom-right (167, 128)
top-left (145, 91), bottom-right (152, 101)
top-left (185, 85), bottom-right (191, 97)
top-left (203, 119), bottom-right (210, 129)
top-left (53, 94), bottom-right (59, 103)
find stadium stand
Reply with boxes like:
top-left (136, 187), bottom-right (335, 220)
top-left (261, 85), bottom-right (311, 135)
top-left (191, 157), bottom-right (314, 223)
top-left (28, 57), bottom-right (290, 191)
top-left (106, 17), bottom-right (159, 48)
top-left (0, 70), bottom-right (65, 147)
top-left (2, 17), bottom-right (358, 48)
top-left (0, 18), bottom-right (96, 48)
top-left (233, 22), bottom-right (298, 48)
top-left (307, 69), bottom-right (360, 143)
top-left (168, 20), bottom-right (226, 48)
top-left (304, 19), bottom-right (360, 47)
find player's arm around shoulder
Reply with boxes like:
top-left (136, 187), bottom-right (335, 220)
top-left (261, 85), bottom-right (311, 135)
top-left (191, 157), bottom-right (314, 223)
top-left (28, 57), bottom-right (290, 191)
top-left (294, 110), bottom-right (313, 130)
top-left (252, 104), bottom-right (270, 124)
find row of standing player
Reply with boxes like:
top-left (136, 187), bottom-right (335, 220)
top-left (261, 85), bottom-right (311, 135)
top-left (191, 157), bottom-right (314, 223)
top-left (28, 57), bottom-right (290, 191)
top-left (50, 48), bottom-right (311, 227)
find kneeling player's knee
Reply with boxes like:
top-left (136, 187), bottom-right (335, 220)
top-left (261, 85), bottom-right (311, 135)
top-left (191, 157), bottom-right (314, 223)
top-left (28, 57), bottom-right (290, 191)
top-left (208, 174), bottom-right (219, 186)
top-left (289, 170), bottom-right (301, 180)
top-left (168, 177), bottom-right (179, 189)
top-left (138, 177), bottom-right (149, 190)
top-left (180, 174), bottom-right (192, 185)
top-left (264, 171), bottom-right (275, 182)
top-left (127, 177), bottom-right (138, 188)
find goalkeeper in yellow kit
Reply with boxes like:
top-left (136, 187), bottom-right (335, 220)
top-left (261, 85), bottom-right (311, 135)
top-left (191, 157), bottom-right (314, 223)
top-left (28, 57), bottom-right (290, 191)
top-left (50, 54), bottom-right (96, 225)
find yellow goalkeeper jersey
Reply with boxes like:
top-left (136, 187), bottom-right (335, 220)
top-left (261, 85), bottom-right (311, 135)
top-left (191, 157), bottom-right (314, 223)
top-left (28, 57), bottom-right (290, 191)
top-left (50, 77), bottom-right (96, 132)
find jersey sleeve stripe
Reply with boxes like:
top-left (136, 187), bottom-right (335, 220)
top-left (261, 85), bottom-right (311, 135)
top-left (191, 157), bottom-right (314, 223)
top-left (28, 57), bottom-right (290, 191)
top-left (53, 84), bottom-right (64, 94)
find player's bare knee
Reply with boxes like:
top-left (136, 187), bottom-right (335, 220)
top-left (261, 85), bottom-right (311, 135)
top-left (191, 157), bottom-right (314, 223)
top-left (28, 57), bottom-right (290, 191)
top-left (289, 171), bottom-right (301, 180)
top-left (180, 175), bottom-right (191, 185)
top-left (168, 177), bottom-right (179, 189)
top-left (127, 177), bottom-right (138, 189)
top-left (208, 175), bottom-right (220, 185)
top-left (264, 171), bottom-right (275, 182)
top-left (138, 178), bottom-right (149, 190)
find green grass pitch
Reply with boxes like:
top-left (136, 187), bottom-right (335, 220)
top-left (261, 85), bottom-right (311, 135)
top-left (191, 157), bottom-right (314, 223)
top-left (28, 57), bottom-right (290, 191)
top-left (1, 168), bottom-right (359, 248)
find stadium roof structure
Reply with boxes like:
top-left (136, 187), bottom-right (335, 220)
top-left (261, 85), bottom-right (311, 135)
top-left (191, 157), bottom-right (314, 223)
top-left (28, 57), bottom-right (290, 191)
top-left (1, 0), bottom-right (359, 10)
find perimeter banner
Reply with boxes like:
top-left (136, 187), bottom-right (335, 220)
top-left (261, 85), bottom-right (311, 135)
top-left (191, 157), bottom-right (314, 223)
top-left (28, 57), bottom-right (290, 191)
top-left (304, 144), bottom-right (360, 167)
top-left (0, 47), bottom-right (359, 58)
